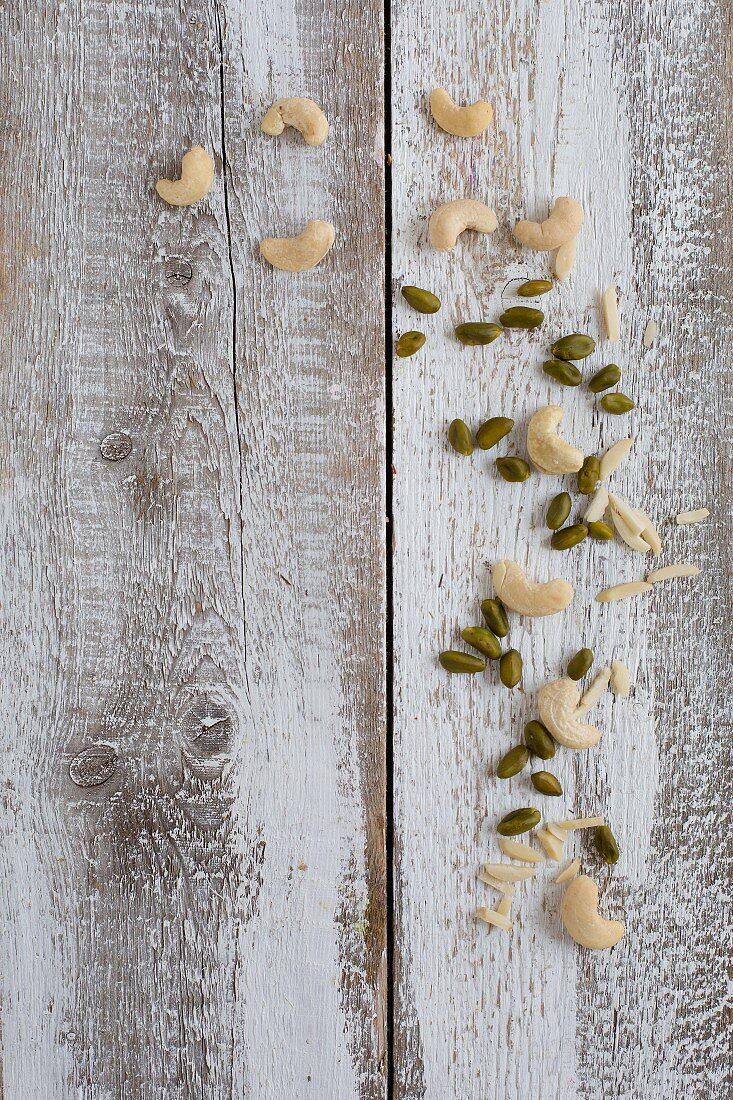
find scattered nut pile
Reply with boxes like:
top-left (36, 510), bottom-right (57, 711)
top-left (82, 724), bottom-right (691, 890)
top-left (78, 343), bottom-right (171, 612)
top-left (396, 87), bottom-right (711, 950)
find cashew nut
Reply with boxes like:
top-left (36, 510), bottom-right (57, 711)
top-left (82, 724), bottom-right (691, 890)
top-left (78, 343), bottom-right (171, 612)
top-left (429, 88), bottom-right (493, 137)
top-left (260, 219), bottom-right (335, 272)
top-left (428, 199), bottom-right (498, 252)
top-left (261, 97), bottom-right (329, 146)
top-left (156, 146), bottom-right (214, 207)
top-left (537, 678), bottom-right (602, 750)
top-left (493, 560), bottom-right (573, 618)
top-left (526, 406), bottom-right (584, 474)
top-left (514, 196), bottom-right (584, 251)
top-left (561, 874), bottom-right (625, 950)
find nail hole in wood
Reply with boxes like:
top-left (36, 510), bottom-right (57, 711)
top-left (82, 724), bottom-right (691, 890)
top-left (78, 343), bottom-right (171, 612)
top-left (99, 432), bottom-right (132, 462)
top-left (69, 745), bottom-right (118, 788)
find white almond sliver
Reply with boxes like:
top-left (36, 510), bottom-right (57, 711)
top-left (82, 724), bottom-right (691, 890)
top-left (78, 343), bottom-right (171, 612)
top-left (498, 837), bottom-right (545, 863)
top-left (547, 823), bottom-right (569, 842)
top-left (558, 816), bottom-right (606, 831)
top-left (578, 667), bottom-right (612, 711)
top-left (634, 507), bottom-right (663, 556)
top-left (608, 493), bottom-right (646, 536)
top-left (646, 564), bottom-right (701, 583)
top-left (495, 894), bottom-right (512, 918)
top-left (643, 319), bottom-right (658, 347)
top-left (584, 486), bottom-right (610, 523)
top-left (477, 872), bottom-right (516, 896)
top-left (601, 286), bottom-right (620, 341)
top-left (554, 236), bottom-right (577, 281)
top-left (475, 907), bottom-right (512, 932)
top-left (597, 581), bottom-right (653, 603)
top-left (676, 508), bottom-right (709, 525)
top-left (480, 863), bottom-right (535, 882)
top-left (600, 437), bottom-right (634, 480)
top-left (536, 828), bottom-right (565, 861)
top-left (609, 505), bottom-right (652, 553)
top-left (555, 858), bottom-right (581, 884)
top-left (610, 660), bottom-right (631, 697)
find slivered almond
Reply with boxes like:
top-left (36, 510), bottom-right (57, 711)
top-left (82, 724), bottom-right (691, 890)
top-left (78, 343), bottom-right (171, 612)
top-left (480, 863), bottom-right (535, 882)
top-left (634, 507), bottom-right (663, 555)
top-left (584, 486), bottom-right (609, 523)
top-left (608, 492), bottom-right (646, 537)
top-left (610, 660), bottom-right (631, 696)
top-left (676, 508), bottom-right (709, 525)
top-left (475, 906), bottom-right (512, 932)
top-left (646, 564), bottom-right (701, 583)
top-left (555, 858), bottom-right (581, 883)
top-left (477, 872), bottom-right (516, 896)
top-left (597, 580), bottom-right (653, 603)
top-left (536, 828), bottom-right (565, 861)
top-left (643, 319), bottom-right (658, 347)
top-left (558, 816), bottom-right (605, 831)
top-left (494, 894), bottom-right (512, 918)
top-left (600, 438), bottom-right (634, 480)
top-left (498, 837), bottom-right (545, 863)
top-left (547, 823), bottom-right (569, 841)
top-left (578, 667), bottom-right (612, 712)
top-left (601, 286), bottom-right (620, 341)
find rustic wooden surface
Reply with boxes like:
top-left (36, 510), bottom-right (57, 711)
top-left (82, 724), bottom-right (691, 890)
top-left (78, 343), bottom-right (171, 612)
top-left (391, 0), bottom-right (731, 1098)
top-left (0, 1), bottom-right (385, 1098)
top-left (0, 0), bottom-right (730, 1097)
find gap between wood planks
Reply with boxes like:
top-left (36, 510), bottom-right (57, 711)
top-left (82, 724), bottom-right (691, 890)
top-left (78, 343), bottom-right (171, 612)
top-left (383, 0), bottom-right (396, 1090)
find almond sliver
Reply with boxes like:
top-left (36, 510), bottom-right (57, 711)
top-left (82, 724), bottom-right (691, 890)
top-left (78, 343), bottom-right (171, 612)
top-left (610, 660), bottom-right (631, 696)
top-left (498, 837), bottom-right (545, 863)
top-left (597, 580), bottom-right (653, 603)
top-left (480, 863), bottom-right (535, 882)
top-left (675, 508), bottom-right (709, 525)
top-left (578, 667), bottom-right (612, 712)
top-left (536, 828), bottom-right (565, 861)
top-left (477, 872), bottom-right (516, 896)
top-left (600, 438), bottom-right (634, 480)
top-left (557, 816), bottom-right (606, 831)
top-left (646, 564), bottom-right (701, 583)
top-left (584, 486), bottom-right (610, 523)
top-left (475, 907), bottom-right (512, 932)
top-left (494, 894), bottom-right (512, 918)
top-left (555, 858), bottom-right (581, 883)
top-left (601, 286), bottom-right (620, 341)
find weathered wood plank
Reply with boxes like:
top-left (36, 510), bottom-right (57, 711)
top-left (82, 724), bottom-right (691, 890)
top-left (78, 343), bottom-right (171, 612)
top-left (390, 0), bottom-right (731, 1096)
top-left (0, 0), bottom-right (385, 1096)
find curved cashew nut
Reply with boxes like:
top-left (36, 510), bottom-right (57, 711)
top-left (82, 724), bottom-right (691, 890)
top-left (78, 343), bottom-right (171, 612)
top-left (261, 97), bottom-right (329, 147)
top-left (514, 196), bottom-right (584, 251)
top-left (428, 199), bottom-right (498, 252)
top-left (526, 406), bottom-right (584, 474)
top-left (429, 88), bottom-right (493, 138)
top-left (156, 146), bottom-right (214, 207)
top-left (493, 560), bottom-right (573, 618)
top-left (260, 220), bottom-right (335, 272)
top-left (561, 875), bottom-right (626, 950)
top-left (537, 678), bottom-right (602, 750)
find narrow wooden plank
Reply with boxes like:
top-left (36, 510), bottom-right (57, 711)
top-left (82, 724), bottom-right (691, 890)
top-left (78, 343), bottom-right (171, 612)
top-left (391, 0), bottom-right (731, 1097)
top-left (220, 1), bottom-right (387, 1095)
top-left (0, 1), bottom-right (386, 1097)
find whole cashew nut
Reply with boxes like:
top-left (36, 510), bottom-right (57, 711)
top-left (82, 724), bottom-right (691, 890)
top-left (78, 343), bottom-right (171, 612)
top-left (561, 875), bottom-right (626, 950)
top-left (261, 97), bottom-right (329, 147)
top-left (537, 678), bottom-right (602, 750)
top-left (156, 146), bottom-right (214, 207)
top-left (429, 89), bottom-right (493, 138)
top-left (514, 196), bottom-right (584, 251)
top-left (260, 219), bottom-right (335, 272)
top-left (428, 199), bottom-right (498, 252)
top-left (493, 560), bottom-right (574, 618)
top-left (526, 406), bottom-right (585, 474)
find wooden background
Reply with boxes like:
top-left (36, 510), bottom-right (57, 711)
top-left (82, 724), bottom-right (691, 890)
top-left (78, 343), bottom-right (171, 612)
top-left (0, 0), bottom-right (729, 1098)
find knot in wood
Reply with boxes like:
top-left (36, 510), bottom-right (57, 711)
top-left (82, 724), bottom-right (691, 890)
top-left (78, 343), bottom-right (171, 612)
top-left (181, 698), bottom-right (233, 779)
top-left (99, 432), bottom-right (132, 461)
top-left (164, 257), bottom-right (193, 287)
top-left (69, 745), bottom-right (118, 788)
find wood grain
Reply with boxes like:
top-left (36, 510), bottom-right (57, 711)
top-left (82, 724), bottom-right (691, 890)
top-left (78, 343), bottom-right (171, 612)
top-left (0, 1), bottom-right (385, 1097)
top-left (390, 0), bottom-right (731, 1097)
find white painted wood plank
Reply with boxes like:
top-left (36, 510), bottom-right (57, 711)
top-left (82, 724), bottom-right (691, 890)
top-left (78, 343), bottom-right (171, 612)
top-left (0, 1), bottom-right (386, 1096)
top-left (391, 0), bottom-right (730, 1096)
